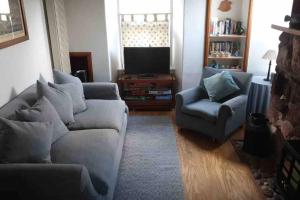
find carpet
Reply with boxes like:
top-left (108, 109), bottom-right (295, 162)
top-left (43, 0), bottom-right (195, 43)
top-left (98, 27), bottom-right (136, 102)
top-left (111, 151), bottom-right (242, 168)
top-left (114, 116), bottom-right (184, 200)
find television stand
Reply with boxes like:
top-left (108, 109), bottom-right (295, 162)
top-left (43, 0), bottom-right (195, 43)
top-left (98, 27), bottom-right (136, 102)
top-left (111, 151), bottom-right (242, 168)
top-left (117, 73), bottom-right (176, 111)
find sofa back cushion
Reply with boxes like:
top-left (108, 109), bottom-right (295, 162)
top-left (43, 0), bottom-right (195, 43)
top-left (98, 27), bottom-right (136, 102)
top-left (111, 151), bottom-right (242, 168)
top-left (48, 82), bottom-right (87, 114)
top-left (53, 70), bottom-right (85, 99)
top-left (16, 97), bottom-right (69, 143)
top-left (36, 81), bottom-right (74, 124)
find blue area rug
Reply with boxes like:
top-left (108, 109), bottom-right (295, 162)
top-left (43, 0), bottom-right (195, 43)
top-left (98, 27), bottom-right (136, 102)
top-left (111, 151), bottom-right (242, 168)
top-left (114, 116), bottom-right (184, 200)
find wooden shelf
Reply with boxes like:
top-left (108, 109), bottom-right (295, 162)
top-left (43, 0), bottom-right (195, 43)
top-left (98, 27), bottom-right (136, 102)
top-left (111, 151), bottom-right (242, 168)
top-left (118, 73), bottom-right (176, 111)
top-left (125, 100), bottom-right (172, 106)
top-left (271, 24), bottom-right (300, 36)
top-left (210, 34), bottom-right (246, 39)
top-left (204, 0), bottom-right (253, 72)
top-left (208, 56), bottom-right (244, 60)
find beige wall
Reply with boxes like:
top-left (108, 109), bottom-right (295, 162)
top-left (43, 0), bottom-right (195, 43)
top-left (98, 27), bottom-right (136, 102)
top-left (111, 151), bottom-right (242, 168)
top-left (0, 0), bottom-right (53, 107)
top-left (45, 0), bottom-right (71, 73)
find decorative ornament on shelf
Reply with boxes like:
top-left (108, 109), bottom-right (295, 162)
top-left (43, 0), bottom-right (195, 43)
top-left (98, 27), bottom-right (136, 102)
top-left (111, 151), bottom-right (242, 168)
top-left (218, 0), bottom-right (232, 12)
top-left (236, 21), bottom-right (245, 35)
top-left (262, 50), bottom-right (277, 82)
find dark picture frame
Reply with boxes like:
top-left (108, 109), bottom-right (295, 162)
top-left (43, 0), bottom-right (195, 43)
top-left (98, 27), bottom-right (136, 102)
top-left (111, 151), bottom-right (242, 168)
top-left (0, 0), bottom-right (29, 49)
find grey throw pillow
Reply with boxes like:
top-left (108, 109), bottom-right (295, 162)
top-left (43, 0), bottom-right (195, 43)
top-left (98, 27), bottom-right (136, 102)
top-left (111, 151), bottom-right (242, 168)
top-left (203, 71), bottom-right (240, 102)
top-left (53, 70), bottom-right (85, 99)
top-left (36, 80), bottom-right (74, 124)
top-left (0, 117), bottom-right (53, 163)
top-left (16, 96), bottom-right (69, 143)
top-left (48, 82), bottom-right (87, 114)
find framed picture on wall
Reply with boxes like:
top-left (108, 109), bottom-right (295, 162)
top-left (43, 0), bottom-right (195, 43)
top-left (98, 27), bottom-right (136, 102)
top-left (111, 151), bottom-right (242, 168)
top-left (0, 0), bottom-right (29, 49)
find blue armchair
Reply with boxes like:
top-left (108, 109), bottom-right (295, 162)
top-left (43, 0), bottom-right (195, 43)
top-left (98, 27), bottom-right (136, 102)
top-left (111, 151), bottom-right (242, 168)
top-left (175, 67), bottom-right (253, 141)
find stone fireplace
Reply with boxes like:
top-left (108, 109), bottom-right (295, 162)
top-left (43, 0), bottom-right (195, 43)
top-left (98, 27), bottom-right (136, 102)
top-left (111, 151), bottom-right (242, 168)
top-left (268, 26), bottom-right (300, 199)
top-left (270, 32), bottom-right (300, 140)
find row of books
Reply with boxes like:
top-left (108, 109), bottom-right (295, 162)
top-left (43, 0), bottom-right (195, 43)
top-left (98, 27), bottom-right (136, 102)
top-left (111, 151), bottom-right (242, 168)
top-left (209, 41), bottom-right (240, 55)
top-left (210, 18), bottom-right (242, 35)
top-left (124, 95), bottom-right (172, 101)
top-left (124, 88), bottom-right (172, 95)
top-left (148, 89), bottom-right (172, 95)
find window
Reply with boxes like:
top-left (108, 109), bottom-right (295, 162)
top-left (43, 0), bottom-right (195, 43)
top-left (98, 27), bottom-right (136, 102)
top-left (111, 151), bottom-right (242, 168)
top-left (119, 0), bottom-right (171, 48)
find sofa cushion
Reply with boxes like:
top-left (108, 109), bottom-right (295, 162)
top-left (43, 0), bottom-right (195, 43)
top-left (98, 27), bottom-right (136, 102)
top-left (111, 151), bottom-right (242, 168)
top-left (203, 71), bottom-right (240, 102)
top-left (16, 97), bottom-right (69, 143)
top-left (181, 99), bottom-right (221, 123)
top-left (53, 70), bottom-right (85, 99)
top-left (49, 82), bottom-right (87, 114)
top-left (51, 129), bottom-right (121, 195)
top-left (0, 85), bottom-right (37, 119)
top-left (0, 118), bottom-right (53, 163)
top-left (68, 100), bottom-right (126, 132)
top-left (36, 81), bottom-right (74, 124)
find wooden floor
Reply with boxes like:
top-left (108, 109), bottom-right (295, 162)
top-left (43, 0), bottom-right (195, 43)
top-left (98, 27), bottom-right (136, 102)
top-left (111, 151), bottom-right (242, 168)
top-left (130, 111), bottom-right (265, 200)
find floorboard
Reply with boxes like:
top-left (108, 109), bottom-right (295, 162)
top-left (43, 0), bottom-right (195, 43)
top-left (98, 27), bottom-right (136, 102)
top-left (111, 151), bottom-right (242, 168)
top-left (130, 111), bottom-right (265, 200)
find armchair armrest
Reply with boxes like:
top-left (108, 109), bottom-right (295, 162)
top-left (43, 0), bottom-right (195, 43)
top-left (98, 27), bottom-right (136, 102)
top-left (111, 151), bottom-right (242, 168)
top-left (83, 82), bottom-right (121, 100)
top-left (176, 86), bottom-right (207, 107)
top-left (219, 95), bottom-right (248, 119)
top-left (0, 163), bottom-right (100, 200)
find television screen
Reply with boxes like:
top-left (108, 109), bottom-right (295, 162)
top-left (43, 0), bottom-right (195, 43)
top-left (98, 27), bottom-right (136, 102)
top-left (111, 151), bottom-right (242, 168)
top-left (124, 47), bottom-right (170, 74)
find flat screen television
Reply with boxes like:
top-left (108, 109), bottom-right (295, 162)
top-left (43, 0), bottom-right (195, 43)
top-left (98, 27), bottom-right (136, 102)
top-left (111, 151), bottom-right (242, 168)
top-left (124, 47), bottom-right (170, 75)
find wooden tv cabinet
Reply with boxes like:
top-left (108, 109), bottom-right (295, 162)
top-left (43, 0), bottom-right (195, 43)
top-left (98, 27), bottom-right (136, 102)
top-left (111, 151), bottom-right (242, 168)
top-left (117, 73), bottom-right (176, 111)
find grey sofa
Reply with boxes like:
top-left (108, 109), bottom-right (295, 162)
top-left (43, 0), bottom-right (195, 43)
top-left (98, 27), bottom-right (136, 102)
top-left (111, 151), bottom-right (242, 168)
top-left (176, 67), bottom-right (252, 141)
top-left (0, 82), bottom-right (128, 200)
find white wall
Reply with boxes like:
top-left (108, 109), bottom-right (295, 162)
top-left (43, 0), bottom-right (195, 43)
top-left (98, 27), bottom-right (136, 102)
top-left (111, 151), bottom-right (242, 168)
top-left (105, 0), bottom-right (122, 82)
top-left (247, 0), bottom-right (293, 75)
top-left (0, 0), bottom-right (53, 107)
top-left (181, 0), bottom-right (206, 90)
top-left (64, 0), bottom-right (111, 82)
top-left (172, 0), bottom-right (184, 91)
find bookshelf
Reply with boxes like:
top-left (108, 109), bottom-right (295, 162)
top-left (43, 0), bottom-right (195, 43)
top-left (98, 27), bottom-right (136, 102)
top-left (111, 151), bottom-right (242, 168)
top-left (204, 0), bottom-right (253, 71)
top-left (117, 73), bottom-right (176, 110)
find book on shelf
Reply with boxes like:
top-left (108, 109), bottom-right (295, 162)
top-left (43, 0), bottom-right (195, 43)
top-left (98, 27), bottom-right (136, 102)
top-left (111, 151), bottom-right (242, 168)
top-left (210, 18), bottom-right (243, 36)
top-left (209, 41), bottom-right (241, 56)
top-left (148, 89), bottom-right (172, 95)
top-left (124, 96), bottom-right (152, 101)
top-left (155, 95), bottom-right (172, 100)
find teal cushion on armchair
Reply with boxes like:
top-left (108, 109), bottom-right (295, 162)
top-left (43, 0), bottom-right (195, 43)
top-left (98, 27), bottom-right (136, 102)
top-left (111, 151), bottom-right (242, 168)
top-left (203, 71), bottom-right (240, 102)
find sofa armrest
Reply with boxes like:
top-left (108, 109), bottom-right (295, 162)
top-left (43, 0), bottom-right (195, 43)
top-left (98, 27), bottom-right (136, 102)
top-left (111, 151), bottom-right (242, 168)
top-left (0, 163), bottom-right (100, 200)
top-left (83, 83), bottom-right (121, 100)
top-left (219, 95), bottom-right (248, 119)
top-left (176, 86), bottom-right (207, 107)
